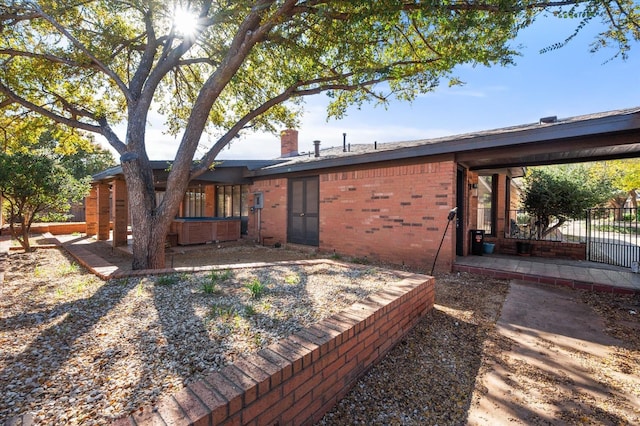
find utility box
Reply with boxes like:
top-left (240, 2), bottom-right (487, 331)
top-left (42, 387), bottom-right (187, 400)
top-left (470, 229), bottom-right (485, 255)
top-left (253, 192), bottom-right (264, 209)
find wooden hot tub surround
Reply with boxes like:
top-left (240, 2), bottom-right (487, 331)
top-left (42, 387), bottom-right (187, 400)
top-left (170, 217), bottom-right (241, 245)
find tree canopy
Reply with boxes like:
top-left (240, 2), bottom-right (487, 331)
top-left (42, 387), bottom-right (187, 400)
top-left (34, 130), bottom-right (117, 180)
top-left (1, 0), bottom-right (638, 268)
top-left (589, 159), bottom-right (640, 209)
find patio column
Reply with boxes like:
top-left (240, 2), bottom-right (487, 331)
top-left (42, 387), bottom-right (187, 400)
top-left (85, 184), bottom-right (98, 237)
top-left (96, 182), bottom-right (110, 241)
top-left (205, 184), bottom-right (215, 216)
top-left (111, 178), bottom-right (128, 247)
top-left (495, 174), bottom-right (508, 237)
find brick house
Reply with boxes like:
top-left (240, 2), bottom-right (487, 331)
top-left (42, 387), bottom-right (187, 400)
top-left (86, 107), bottom-right (640, 272)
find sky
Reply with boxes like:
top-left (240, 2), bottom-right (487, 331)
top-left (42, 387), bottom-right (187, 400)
top-left (103, 12), bottom-right (640, 161)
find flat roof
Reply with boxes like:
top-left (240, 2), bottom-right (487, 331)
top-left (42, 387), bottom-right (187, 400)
top-left (92, 159), bottom-right (285, 182)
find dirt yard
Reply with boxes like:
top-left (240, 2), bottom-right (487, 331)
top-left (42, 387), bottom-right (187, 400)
top-left (1, 241), bottom-right (639, 425)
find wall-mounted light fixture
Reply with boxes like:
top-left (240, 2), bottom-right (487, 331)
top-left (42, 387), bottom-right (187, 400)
top-left (469, 182), bottom-right (478, 196)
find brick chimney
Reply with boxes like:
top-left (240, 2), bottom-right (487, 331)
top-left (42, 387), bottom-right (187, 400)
top-left (280, 129), bottom-right (299, 158)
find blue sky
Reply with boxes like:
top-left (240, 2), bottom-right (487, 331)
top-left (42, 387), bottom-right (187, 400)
top-left (124, 13), bottom-right (640, 161)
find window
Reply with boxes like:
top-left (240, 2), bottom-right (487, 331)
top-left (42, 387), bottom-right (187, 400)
top-left (477, 175), bottom-right (495, 234)
top-left (182, 185), bottom-right (205, 217)
top-left (216, 185), bottom-right (249, 217)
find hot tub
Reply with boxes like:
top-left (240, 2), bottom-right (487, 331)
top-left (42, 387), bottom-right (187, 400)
top-left (170, 217), bottom-right (241, 245)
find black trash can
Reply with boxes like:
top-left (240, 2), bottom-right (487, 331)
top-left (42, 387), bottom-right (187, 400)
top-left (470, 229), bottom-right (485, 255)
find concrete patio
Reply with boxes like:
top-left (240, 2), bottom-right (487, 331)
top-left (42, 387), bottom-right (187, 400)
top-left (3, 231), bottom-right (640, 294)
top-left (454, 253), bottom-right (640, 294)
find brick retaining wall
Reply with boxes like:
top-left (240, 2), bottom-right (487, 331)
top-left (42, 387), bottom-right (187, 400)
top-left (4, 222), bottom-right (86, 236)
top-left (114, 272), bottom-right (435, 425)
top-left (484, 237), bottom-right (586, 261)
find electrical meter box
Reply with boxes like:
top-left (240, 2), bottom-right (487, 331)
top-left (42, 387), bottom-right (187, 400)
top-left (253, 192), bottom-right (264, 209)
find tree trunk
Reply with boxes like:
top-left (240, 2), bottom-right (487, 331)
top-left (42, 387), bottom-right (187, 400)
top-left (8, 207), bottom-right (33, 251)
top-left (125, 173), bottom-right (173, 269)
top-left (130, 210), bottom-right (171, 270)
top-left (122, 155), bottom-right (185, 270)
top-left (630, 189), bottom-right (638, 210)
top-left (541, 218), bottom-right (565, 240)
top-left (9, 221), bottom-right (32, 251)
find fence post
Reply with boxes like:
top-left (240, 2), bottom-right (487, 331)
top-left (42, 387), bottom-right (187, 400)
top-left (585, 209), bottom-right (591, 262)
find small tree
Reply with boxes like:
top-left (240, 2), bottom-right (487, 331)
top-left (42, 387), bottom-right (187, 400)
top-left (0, 152), bottom-right (90, 251)
top-left (522, 165), bottom-right (609, 239)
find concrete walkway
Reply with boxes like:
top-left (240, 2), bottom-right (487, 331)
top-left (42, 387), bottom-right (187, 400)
top-left (455, 254), bottom-right (640, 294)
top-left (467, 280), bottom-right (640, 424)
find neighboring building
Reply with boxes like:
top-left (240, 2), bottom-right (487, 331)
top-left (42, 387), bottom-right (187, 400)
top-left (86, 107), bottom-right (640, 272)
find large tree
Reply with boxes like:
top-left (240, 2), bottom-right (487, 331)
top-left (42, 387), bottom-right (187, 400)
top-left (1, 1), bottom-right (638, 269)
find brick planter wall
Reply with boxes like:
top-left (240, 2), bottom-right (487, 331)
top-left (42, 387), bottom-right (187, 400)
top-left (8, 222), bottom-right (87, 236)
top-left (114, 272), bottom-right (435, 426)
top-left (484, 237), bottom-right (586, 261)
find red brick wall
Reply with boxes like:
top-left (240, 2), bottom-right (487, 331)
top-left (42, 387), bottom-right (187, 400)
top-left (111, 178), bottom-right (128, 247)
top-left (319, 160), bottom-right (457, 270)
top-left (97, 182), bottom-right (110, 241)
top-left (247, 178), bottom-right (288, 245)
top-left (113, 267), bottom-right (435, 426)
top-left (248, 159), bottom-right (457, 271)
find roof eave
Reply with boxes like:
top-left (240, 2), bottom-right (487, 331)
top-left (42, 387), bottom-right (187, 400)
top-left (252, 109), bottom-right (640, 177)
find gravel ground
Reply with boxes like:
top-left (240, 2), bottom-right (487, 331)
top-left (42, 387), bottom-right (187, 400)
top-left (0, 247), bottom-right (399, 424)
top-left (2, 243), bottom-right (639, 425)
top-left (318, 273), bottom-right (510, 425)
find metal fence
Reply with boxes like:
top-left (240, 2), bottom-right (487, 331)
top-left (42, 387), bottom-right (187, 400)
top-left (505, 209), bottom-right (586, 243)
top-left (586, 207), bottom-right (640, 267)
top-left (499, 208), bottom-right (640, 267)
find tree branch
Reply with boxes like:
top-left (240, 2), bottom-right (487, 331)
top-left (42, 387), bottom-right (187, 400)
top-left (191, 58), bottom-right (429, 178)
top-left (0, 80), bottom-right (106, 134)
top-left (0, 49), bottom-right (93, 69)
top-left (292, 0), bottom-right (591, 20)
top-left (129, 6), bottom-right (160, 96)
top-left (26, 1), bottom-right (133, 103)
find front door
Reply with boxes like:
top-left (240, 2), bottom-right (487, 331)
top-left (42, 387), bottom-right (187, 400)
top-left (288, 176), bottom-right (319, 246)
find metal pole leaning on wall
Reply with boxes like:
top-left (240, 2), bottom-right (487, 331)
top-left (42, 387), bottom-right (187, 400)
top-left (430, 207), bottom-right (457, 276)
